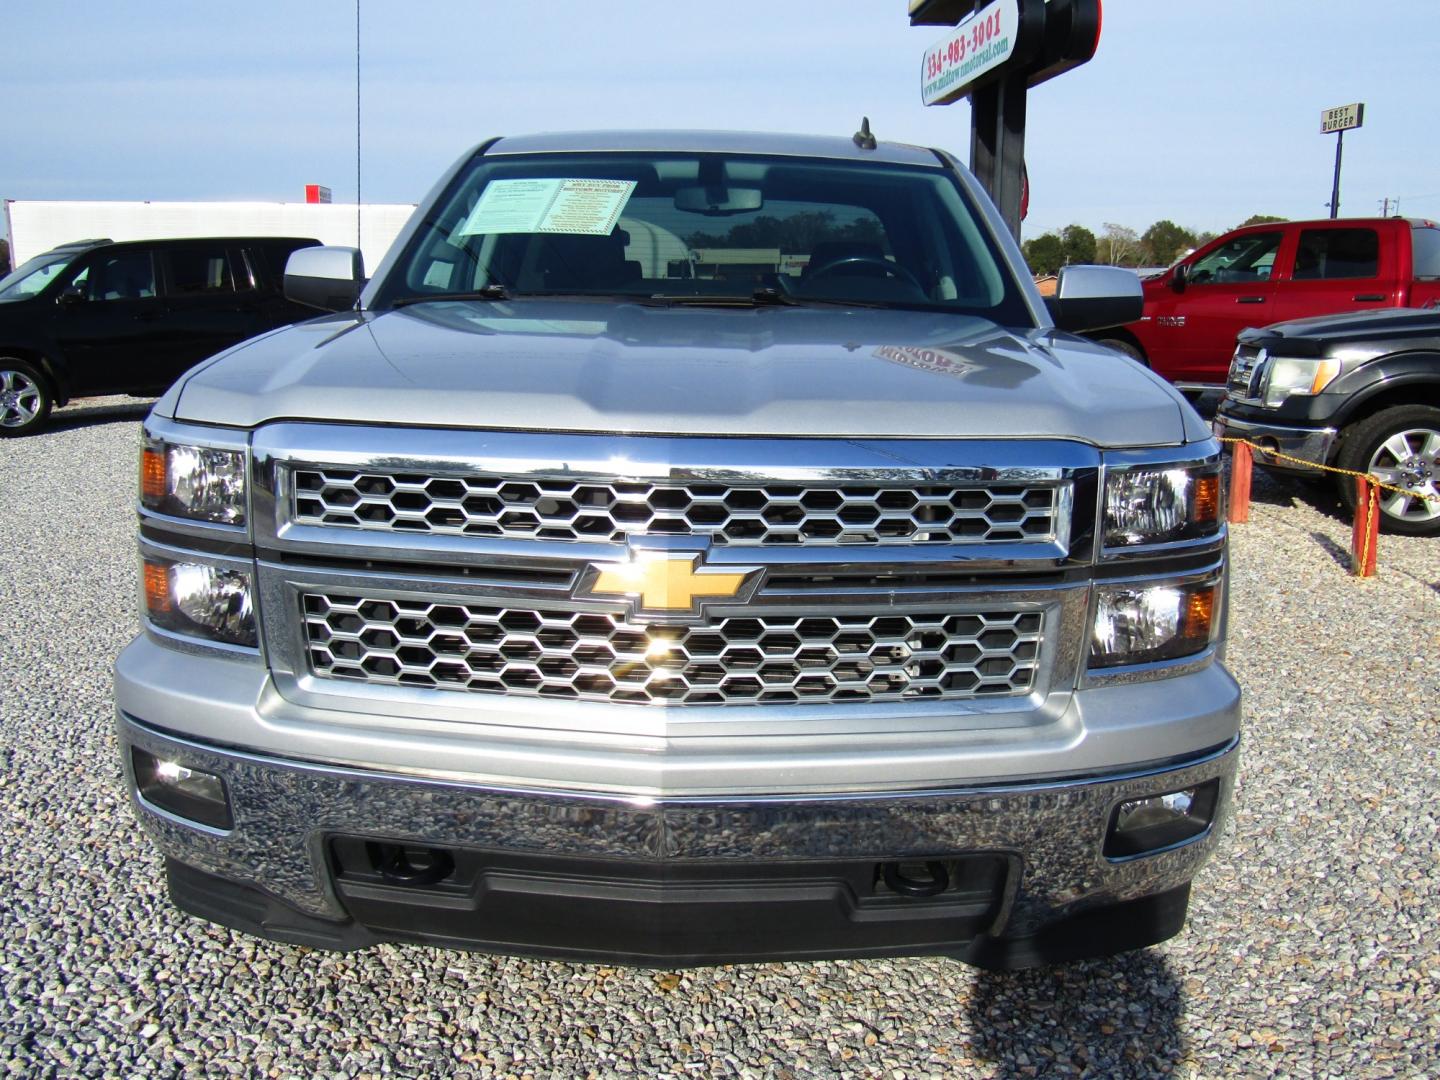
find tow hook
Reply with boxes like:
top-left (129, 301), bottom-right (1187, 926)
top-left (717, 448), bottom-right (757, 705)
top-left (881, 860), bottom-right (951, 897)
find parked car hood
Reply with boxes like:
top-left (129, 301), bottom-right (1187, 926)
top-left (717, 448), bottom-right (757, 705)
top-left (169, 299), bottom-right (1201, 446)
top-left (1237, 307), bottom-right (1440, 366)
top-left (1243, 306), bottom-right (1440, 351)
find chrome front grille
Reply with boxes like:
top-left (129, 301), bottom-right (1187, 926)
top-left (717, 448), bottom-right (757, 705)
top-left (1227, 346), bottom-right (1266, 401)
top-left (302, 593), bottom-right (1044, 706)
top-left (290, 469), bottom-right (1061, 547)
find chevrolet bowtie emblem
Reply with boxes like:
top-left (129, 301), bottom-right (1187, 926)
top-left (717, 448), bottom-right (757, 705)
top-left (581, 553), bottom-right (758, 619)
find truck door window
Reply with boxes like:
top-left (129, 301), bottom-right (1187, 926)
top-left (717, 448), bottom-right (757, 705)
top-left (1187, 232), bottom-right (1282, 285)
top-left (1292, 228), bottom-right (1379, 280)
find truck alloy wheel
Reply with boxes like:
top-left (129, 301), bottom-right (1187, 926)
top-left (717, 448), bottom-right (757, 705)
top-left (1338, 406), bottom-right (1440, 536)
top-left (0, 360), bottom-right (52, 436)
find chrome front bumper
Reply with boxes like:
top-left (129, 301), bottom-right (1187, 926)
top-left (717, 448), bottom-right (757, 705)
top-left (119, 710), bottom-right (1238, 959)
top-left (1213, 412), bottom-right (1336, 472)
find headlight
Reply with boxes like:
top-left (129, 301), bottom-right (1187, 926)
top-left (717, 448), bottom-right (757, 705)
top-left (143, 556), bottom-right (257, 647)
top-left (1090, 578), bottom-right (1219, 668)
top-left (1103, 464), bottom-right (1221, 548)
top-left (1262, 356), bottom-right (1340, 407)
top-left (141, 442), bottom-right (246, 525)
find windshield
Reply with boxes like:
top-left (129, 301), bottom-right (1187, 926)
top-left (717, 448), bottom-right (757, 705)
top-left (0, 251), bottom-right (79, 302)
top-left (373, 151), bottom-right (1034, 325)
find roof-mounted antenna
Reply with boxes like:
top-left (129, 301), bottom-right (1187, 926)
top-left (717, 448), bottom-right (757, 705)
top-left (853, 117), bottom-right (877, 151)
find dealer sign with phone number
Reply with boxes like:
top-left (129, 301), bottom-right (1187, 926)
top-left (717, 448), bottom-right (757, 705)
top-left (921, 0), bottom-right (1018, 106)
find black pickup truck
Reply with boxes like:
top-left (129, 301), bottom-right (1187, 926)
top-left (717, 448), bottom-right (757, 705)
top-left (1214, 307), bottom-right (1440, 535)
top-left (0, 235), bottom-right (319, 435)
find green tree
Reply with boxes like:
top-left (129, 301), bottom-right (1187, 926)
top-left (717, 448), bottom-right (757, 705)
top-left (1022, 233), bottom-right (1064, 275)
top-left (0, 237), bottom-right (9, 275)
top-left (1237, 214), bottom-right (1285, 228)
top-left (1060, 224), bottom-right (1097, 266)
top-left (1141, 220), bottom-right (1196, 266)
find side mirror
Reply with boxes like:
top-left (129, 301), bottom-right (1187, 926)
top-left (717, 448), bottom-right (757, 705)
top-left (58, 286), bottom-right (85, 305)
top-left (1046, 265), bottom-right (1143, 333)
top-left (1170, 263), bottom-right (1188, 293)
top-left (284, 246), bottom-right (365, 311)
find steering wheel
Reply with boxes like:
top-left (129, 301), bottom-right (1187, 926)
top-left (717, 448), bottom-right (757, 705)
top-left (805, 255), bottom-right (923, 290)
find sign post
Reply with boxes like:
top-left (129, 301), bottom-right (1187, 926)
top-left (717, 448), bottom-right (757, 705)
top-left (912, 0), bottom-right (1101, 240)
top-left (1320, 103), bottom-right (1364, 219)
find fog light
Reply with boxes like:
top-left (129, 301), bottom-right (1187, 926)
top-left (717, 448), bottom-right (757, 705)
top-left (131, 747), bottom-right (233, 830)
top-left (1104, 779), bottom-right (1219, 859)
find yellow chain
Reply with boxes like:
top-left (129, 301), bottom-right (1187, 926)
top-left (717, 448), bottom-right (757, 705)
top-left (1218, 437), bottom-right (1440, 505)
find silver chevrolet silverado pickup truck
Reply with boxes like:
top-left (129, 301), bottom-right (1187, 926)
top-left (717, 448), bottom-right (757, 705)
top-left (114, 131), bottom-right (1239, 968)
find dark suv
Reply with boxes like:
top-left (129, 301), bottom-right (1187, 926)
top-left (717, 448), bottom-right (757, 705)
top-left (0, 235), bottom-right (320, 435)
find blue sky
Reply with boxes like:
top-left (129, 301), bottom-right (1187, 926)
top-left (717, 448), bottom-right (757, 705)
top-left (3, 1), bottom-right (1436, 238)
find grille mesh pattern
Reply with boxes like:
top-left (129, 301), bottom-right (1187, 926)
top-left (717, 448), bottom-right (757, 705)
top-left (303, 594), bottom-right (1043, 706)
top-left (291, 469), bottom-right (1059, 546)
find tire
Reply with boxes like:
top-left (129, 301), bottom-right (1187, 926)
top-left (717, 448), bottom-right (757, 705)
top-left (1335, 405), bottom-right (1440, 536)
top-left (1094, 337), bottom-right (1147, 366)
top-left (0, 358), bottom-right (53, 437)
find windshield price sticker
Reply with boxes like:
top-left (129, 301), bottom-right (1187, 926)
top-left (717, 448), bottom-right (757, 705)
top-left (921, 0), bottom-right (1019, 106)
top-left (458, 178), bottom-right (637, 237)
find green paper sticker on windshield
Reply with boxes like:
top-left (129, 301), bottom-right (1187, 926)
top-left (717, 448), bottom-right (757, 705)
top-left (457, 178), bottom-right (636, 237)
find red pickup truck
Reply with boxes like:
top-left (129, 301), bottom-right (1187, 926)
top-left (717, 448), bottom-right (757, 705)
top-left (1093, 217), bottom-right (1440, 389)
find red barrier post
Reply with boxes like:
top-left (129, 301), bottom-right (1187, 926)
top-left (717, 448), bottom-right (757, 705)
top-left (1228, 442), bottom-right (1252, 524)
top-left (1351, 476), bottom-right (1379, 578)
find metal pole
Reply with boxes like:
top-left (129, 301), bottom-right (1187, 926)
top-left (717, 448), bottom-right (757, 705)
top-left (1330, 128), bottom-right (1343, 219)
top-left (356, 0), bottom-right (362, 249)
top-left (970, 74), bottom-right (1028, 240)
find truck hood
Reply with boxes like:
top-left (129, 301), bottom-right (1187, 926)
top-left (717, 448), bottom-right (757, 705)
top-left (1242, 306), bottom-right (1440, 355)
top-left (171, 299), bottom-right (1199, 446)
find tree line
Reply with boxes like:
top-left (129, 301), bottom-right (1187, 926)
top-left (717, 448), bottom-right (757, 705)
top-left (1021, 215), bottom-right (1285, 276)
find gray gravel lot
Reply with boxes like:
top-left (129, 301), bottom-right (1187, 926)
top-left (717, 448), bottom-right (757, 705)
top-left (2, 400), bottom-right (1438, 1079)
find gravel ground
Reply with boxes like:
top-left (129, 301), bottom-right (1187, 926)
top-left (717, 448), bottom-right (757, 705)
top-left (1, 399), bottom-right (1437, 1079)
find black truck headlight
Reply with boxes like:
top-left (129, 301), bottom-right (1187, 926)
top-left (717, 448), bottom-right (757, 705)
top-left (1090, 578), bottom-right (1219, 668)
top-left (142, 441), bottom-right (246, 525)
top-left (1103, 464), bottom-right (1221, 548)
top-left (144, 556), bottom-right (257, 648)
top-left (1261, 356), bottom-right (1341, 407)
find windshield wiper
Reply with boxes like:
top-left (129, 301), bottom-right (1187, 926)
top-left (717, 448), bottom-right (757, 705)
top-left (391, 284), bottom-right (510, 307)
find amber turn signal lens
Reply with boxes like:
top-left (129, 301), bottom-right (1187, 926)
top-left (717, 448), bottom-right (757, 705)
top-left (1193, 474), bottom-right (1220, 525)
top-left (1180, 585), bottom-right (1217, 645)
top-left (141, 448), bottom-right (167, 502)
top-left (143, 560), bottom-right (172, 613)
